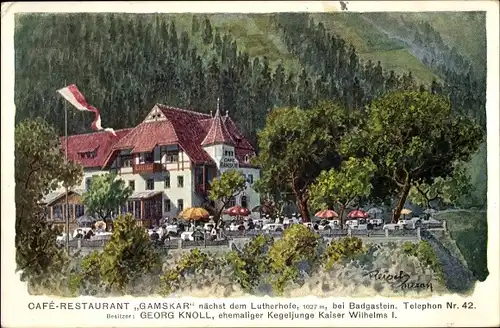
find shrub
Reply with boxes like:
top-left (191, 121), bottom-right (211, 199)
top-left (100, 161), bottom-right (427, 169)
top-left (159, 249), bottom-right (220, 296)
top-left (99, 214), bottom-right (162, 293)
top-left (322, 237), bottom-right (367, 269)
top-left (225, 235), bottom-right (273, 292)
top-left (268, 224), bottom-right (320, 295)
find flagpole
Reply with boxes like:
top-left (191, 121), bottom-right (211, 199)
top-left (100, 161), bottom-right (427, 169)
top-left (64, 100), bottom-right (70, 254)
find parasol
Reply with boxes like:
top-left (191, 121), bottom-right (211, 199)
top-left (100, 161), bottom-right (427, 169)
top-left (348, 209), bottom-right (369, 219)
top-left (76, 215), bottom-right (95, 226)
top-left (315, 209), bottom-right (339, 219)
top-left (423, 208), bottom-right (437, 214)
top-left (400, 208), bottom-right (412, 215)
top-left (95, 220), bottom-right (106, 230)
top-left (179, 207), bottom-right (210, 221)
top-left (225, 205), bottom-right (250, 217)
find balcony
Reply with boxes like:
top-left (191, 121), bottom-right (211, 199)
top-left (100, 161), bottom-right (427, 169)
top-left (195, 184), bottom-right (210, 195)
top-left (133, 162), bottom-right (164, 174)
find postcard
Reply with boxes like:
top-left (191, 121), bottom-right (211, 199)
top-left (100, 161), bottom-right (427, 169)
top-left (1, 1), bottom-right (499, 327)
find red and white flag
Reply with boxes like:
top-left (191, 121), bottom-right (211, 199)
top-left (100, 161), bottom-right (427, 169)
top-left (57, 84), bottom-right (116, 136)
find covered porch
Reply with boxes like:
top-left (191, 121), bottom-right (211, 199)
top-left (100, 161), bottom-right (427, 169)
top-left (119, 191), bottom-right (163, 228)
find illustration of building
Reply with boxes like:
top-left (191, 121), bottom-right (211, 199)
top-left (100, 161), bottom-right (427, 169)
top-left (47, 103), bottom-right (260, 228)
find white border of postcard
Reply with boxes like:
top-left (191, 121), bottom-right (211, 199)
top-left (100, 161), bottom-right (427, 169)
top-left (1, 1), bottom-right (499, 327)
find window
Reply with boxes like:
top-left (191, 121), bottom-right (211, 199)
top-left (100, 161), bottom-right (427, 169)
top-left (241, 195), bottom-right (248, 208)
top-left (74, 204), bottom-right (85, 217)
top-left (164, 199), bottom-right (171, 212)
top-left (146, 179), bottom-right (154, 190)
top-left (120, 204), bottom-right (127, 215)
top-left (134, 200), bottom-right (141, 219)
top-left (228, 197), bottom-right (236, 208)
top-left (177, 199), bottom-right (184, 212)
top-left (121, 155), bottom-right (133, 168)
top-left (177, 176), bottom-right (184, 188)
top-left (195, 167), bottom-right (204, 185)
top-left (164, 175), bottom-right (170, 188)
top-left (85, 178), bottom-right (92, 191)
top-left (53, 204), bottom-right (62, 219)
top-left (78, 150), bottom-right (97, 159)
top-left (129, 180), bottom-right (135, 191)
top-left (127, 201), bottom-right (134, 213)
top-left (244, 155), bottom-right (250, 163)
top-left (163, 149), bottom-right (179, 163)
top-left (145, 151), bottom-right (154, 163)
top-left (247, 174), bottom-right (254, 184)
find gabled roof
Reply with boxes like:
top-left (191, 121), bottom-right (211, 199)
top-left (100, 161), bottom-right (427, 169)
top-left (41, 189), bottom-right (85, 206)
top-left (111, 120), bottom-right (179, 154)
top-left (64, 104), bottom-right (257, 169)
top-left (60, 129), bottom-right (132, 168)
top-left (157, 104), bottom-right (217, 164)
top-left (201, 107), bottom-right (235, 146)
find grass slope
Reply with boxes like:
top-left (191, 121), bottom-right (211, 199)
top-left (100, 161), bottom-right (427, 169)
top-left (310, 12), bottom-right (440, 85)
top-left (389, 12), bottom-right (487, 74)
top-left (434, 210), bottom-right (489, 282)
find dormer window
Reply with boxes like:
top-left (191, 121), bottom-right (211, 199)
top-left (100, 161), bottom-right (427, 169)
top-left (78, 150), bottom-right (97, 159)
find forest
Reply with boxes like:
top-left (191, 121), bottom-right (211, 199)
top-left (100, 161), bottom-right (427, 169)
top-left (14, 13), bottom-right (486, 147)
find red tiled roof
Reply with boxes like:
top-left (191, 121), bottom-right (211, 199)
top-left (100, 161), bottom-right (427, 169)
top-left (60, 128), bottom-right (132, 168)
top-left (201, 109), bottom-right (235, 146)
top-left (65, 104), bottom-right (257, 169)
top-left (224, 117), bottom-right (255, 150)
top-left (111, 120), bottom-right (179, 154)
top-left (157, 105), bottom-right (216, 164)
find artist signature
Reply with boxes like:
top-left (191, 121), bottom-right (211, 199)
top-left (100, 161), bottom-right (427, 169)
top-left (362, 269), bottom-right (434, 292)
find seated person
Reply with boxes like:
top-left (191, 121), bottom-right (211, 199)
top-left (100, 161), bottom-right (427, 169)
top-left (150, 230), bottom-right (160, 242)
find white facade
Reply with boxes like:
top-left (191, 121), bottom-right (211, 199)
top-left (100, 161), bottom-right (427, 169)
top-left (203, 143), bottom-right (260, 210)
top-left (69, 144), bottom-right (260, 220)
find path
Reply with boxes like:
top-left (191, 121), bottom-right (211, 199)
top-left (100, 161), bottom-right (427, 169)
top-left (420, 230), bottom-right (476, 293)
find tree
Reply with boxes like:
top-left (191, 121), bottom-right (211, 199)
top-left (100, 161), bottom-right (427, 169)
top-left (268, 224), bottom-right (320, 295)
top-left (255, 102), bottom-right (359, 221)
top-left (82, 173), bottom-right (133, 222)
top-left (15, 119), bottom-right (82, 289)
top-left (344, 91), bottom-right (484, 222)
top-left (208, 169), bottom-right (247, 222)
top-left (99, 213), bottom-right (162, 293)
top-left (309, 157), bottom-right (376, 224)
top-left (408, 164), bottom-right (472, 209)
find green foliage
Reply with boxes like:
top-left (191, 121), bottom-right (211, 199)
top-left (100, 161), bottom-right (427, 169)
top-left (82, 173), bottom-right (133, 221)
top-left (69, 251), bottom-right (103, 296)
top-left (15, 119), bottom-right (82, 290)
top-left (401, 241), bottom-right (444, 284)
top-left (159, 249), bottom-right (220, 296)
top-left (309, 157), bottom-right (376, 222)
top-left (256, 101), bottom-right (359, 220)
top-left (322, 237), bottom-right (368, 270)
top-left (225, 235), bottom-right (273, 292)
top-left (343, 91), bottom-right (484, 220)
top-left (208, 169), bottom-right (247, 219)
top-left (409, 164), bottom-right (472, 208)
top-left (268, 224), bottom-right (320, 295)
top-left (99, 214), bottom-right (162, 293)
